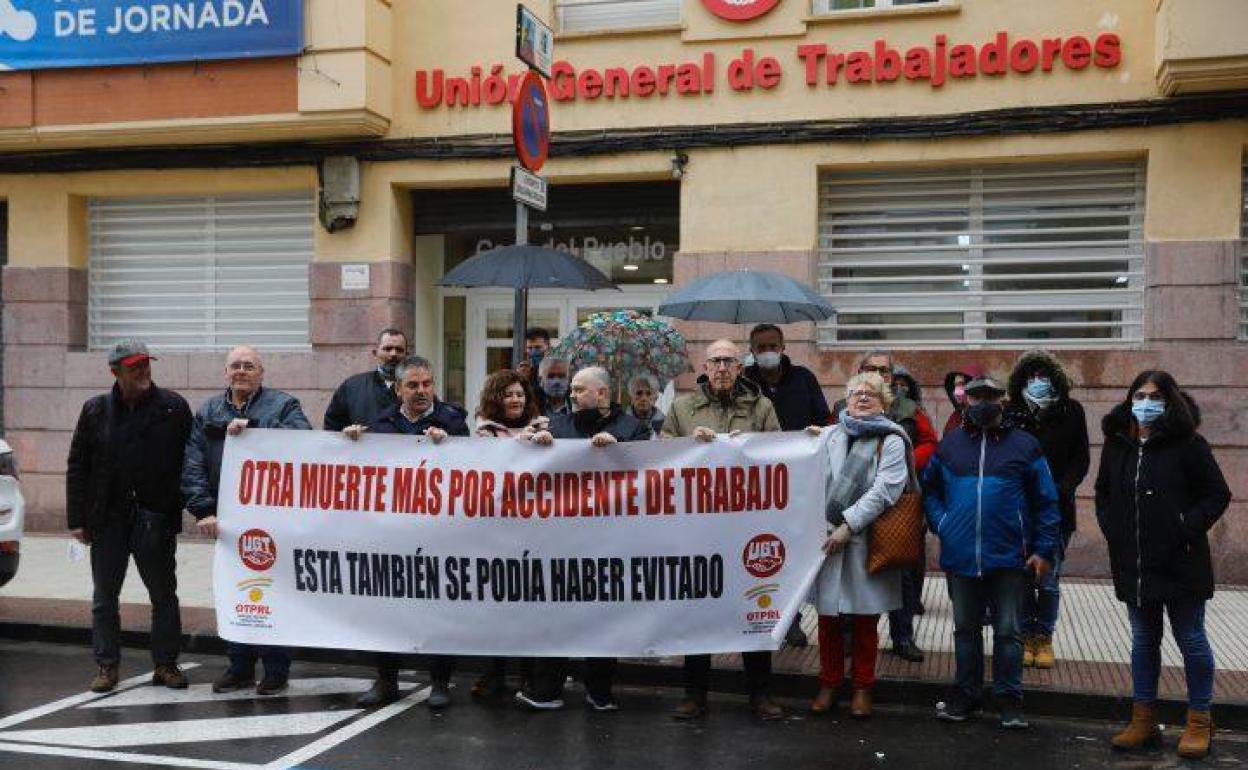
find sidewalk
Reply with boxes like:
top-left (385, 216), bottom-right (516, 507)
top-left (5, 534), bottom-right (1247, 724)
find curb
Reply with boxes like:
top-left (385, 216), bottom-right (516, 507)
top-left (2, 620), bottom-right (1243, 730)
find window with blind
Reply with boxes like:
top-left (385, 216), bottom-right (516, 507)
top-left (813, 0), bottom-right (942, 12)
top-left (88, 193), bottom-right (313, 352)
top-left (1240, 159), bottom-right (1248, 340)
top-left (556, 0), bottom-right (680, 33)
top-left (817, 162), bottom-right (1146, 347)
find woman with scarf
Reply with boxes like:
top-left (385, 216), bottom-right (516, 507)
top-left (1004, 350), bottom-right (1090, 670)
top-left (469, 369), bottom-right (549, 699)
top-left (1097, 371), bottom-right (1230, 759)
top-left (805, 372), bottom-right (917, 718)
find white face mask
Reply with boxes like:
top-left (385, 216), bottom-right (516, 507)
top-left (755, 351), bottom-right (782, 370)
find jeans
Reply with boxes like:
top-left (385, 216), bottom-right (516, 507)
top-left (888, 566), bottom-right (926, 645)
top-left (1022, 536), bottom-right (1067, 638)
top-left (947, 569), bottom-right (1029, 703)
top-left (818, 614), bottom-right (879, 690)
top-left (683, 652), bottom-right (771, 702)
top-left (227, 642), bottom-right (290, 680)
top-left (90, 506), bottom-right (181, 667)
top-left (1127, 600), bottom-right (1215, 712)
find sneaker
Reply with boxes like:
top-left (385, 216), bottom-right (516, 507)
top-left (515, 690), bottom-right (564, 710)
top-left (427, 682), bottom-right (451, 710)
top-left (357, 677), bottom-right (400, 707)
top-left (935, 693), bottom-right (981, 723)
top-left (671, 697), bottom-right (708, 720)
top-left (256, 675), bottom-right (289, 696)
top-left (212, 669), bottom-right (255, 694)
top-left (891, 640), bottom-right (925, 663)
top-left (151, 664), bottom-right (188, 689)
top-left (90, 664), bottom-right (119, 693)
top-left (999, 697), bottom-right (1029, 730)
top-left (586, 693), bottom-right (620, 712)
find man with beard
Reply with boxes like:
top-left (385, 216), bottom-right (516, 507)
top-left (342, 355), bottom-right (469, 709)
top-left (513, 367), bottom-right (650, 711)
top-left (322, 328), bottom-right (408, 432)
top-left (662, 339), bottom-right (785, 721)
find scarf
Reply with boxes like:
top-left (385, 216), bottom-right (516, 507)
top-left (826, 411), bottom-right (913, 527)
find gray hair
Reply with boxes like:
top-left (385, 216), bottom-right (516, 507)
top-left (575, 366), bottom-right (611, 393)
top-left (395, 355), bottom-right (434, 381)
top-left (539, 354), bottom-right (569, 376)
top-left (845, 372), bottom-right (894, 411)
top-left (628, 373), bottom-right (660, 393)
top-left (858, 349), bottom-right (894, 371)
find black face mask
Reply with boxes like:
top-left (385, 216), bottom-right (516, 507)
top-left (573, 407), bottom-right (606, 435)
top-left (965, 401), bottom-right (1003, 428)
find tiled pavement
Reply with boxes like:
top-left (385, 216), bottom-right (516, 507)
top-left (5, 534), bottom-right (1247, 706)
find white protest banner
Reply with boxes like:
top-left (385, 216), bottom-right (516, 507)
top-left (213, 429), bottom-right (830, 657)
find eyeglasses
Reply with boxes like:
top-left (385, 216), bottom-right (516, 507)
top-left (860, 365), bottom-right (892, 376)
top-left (1132, 391), bottom-right (1165, 402)
top-left (228, 362), bottom-right (259, 372)
top-left (707, 357), bottom-right (739, 369)
top-left (849, 390), bottom-right (882, 401)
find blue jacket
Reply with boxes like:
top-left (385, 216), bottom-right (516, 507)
top-left (370, 401), bottom-right (470, 438)
top-left (181, 386), bottom-right (312, 519)
top-left (922, 424), bottom-right (1061, 577)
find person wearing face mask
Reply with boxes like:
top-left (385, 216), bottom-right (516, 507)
top-left (322, 327), bottom-right (408, 432)
top-left (1003, 351), bottom-right (1090, 671)
top-left (1096, 371), bottom-right (1230, 759)
top-left (743, 324), bottom-right (830, 648)
top-left (514, 367), bottom-right (650, 712)
top-left (923, 376), bottom-right (1060, 730)
top-left (515, 326), bottom-right (551, 388)
top-left (941, 364), bottom-right (985, 436)
top-left (536, 354), bottom-right (572, 418)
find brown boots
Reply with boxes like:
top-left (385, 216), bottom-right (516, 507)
top-left (1023, 635), bottom-right (1055, 669)
top-left (1112, 703), bottom-right (1214, 759)
top-left (1177, 709), bottom-right (1214, 759)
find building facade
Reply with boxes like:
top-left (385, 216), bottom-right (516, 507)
top-left (1, 0), bottom-right (1245, 579)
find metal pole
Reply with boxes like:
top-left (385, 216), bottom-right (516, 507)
top-left (512, 201), bottom-right (529, 368)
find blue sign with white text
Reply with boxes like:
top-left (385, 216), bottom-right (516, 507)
top-left (0, 0), bottom-right (304, 71)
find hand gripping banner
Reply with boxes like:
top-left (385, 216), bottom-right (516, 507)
top-left (213, 429), bottom-right (831, 657)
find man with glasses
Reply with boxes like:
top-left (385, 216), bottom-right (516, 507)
top-left (68, 339), bottom-right (193, 693)
top-left (182, 346), bottom-right (312, 696)
top-left (833, 350), bottom-right (938, 663)
top-left (661, 339), bottom-right (784, 721)
top-left (924, 376), bottom-right (1060, 730)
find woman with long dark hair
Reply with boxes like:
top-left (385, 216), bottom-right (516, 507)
top-left (1097, 370), bottom-right (1231, 759)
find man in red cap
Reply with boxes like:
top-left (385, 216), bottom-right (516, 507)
top-left (67, 338), bottom-right (192, 693)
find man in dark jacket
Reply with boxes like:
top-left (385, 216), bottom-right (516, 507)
top-left (343, 355), bottom-right (469, 709)
top-left (67, 339), bottom-right (193, 693)
top-left (1004, 350), bottom-right (1090, 670)
top-left (924, 376), bottom-right (1060, 730)
top-left (743, 323), bottom-right (831, 648)
top-left (515, 366), bottom-right (650, 712)
top-left (181, 345), bottom-right (312, 696)
top-left (322, 327), bottom-right (407, 431)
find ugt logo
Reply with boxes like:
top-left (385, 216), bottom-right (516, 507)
top-left (742, 533), bottom-right (786, 578)
top-left (239, 528), bottom-right (278, 572)
top-left (702, 0), bottom-right (781, 22)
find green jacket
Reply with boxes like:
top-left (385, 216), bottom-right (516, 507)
top-left (661, 376), bottom-right (781, 438)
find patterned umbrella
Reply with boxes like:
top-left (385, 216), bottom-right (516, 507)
top-left (548, 310), bottom-right (690, 400)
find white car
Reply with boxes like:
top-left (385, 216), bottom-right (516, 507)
top-left (0, 439), bottom-right (23, 587)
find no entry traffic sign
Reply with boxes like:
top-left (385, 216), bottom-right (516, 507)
top-left (512, 70), bottom-right (550, 172)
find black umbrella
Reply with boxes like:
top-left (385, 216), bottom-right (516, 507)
top-left (437, 244), bottom-right (619, 369)
top-left (437, 244), bottom-right (619, 291)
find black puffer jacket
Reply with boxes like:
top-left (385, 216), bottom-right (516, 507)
top-left (549, 404), bottom-right (651, 442)
top-left (323, 370), bottom-right (398, 431)
top-left (1004, 350), bottom-right (1090, 538)
top-left (1095, 397), bottom-right (1231, 605)
top-left (66, 384), bottom-right (192, 533)
top-left (743, 354), bottom-right (831, 430)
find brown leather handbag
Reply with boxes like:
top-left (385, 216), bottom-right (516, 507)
top-left (867, 439), bottom-right (925, 576)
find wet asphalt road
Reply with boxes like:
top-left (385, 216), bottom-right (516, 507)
top-left (0, 640), bottom-right (1245, 770)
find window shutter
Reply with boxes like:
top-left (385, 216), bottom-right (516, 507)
top-left (88, 192), bottom-right (313, 352)
top-left (817, 162), bottom-right (1146, 347)
top-left (1240, 158), bottom-right (1248, 340)
top-left (556, 0), bottom-right (680, 33)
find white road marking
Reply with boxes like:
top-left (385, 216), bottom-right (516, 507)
top-left (261, 686), bottom-right (430, 770)
top-left (81, 677), bottom-right (416, 708)
top-left (0, 742), bottom-right (257, 770)
top-left (0, 663), bottom-right (202, 731)
top-left (0, 710), bottom-right (362, 748)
